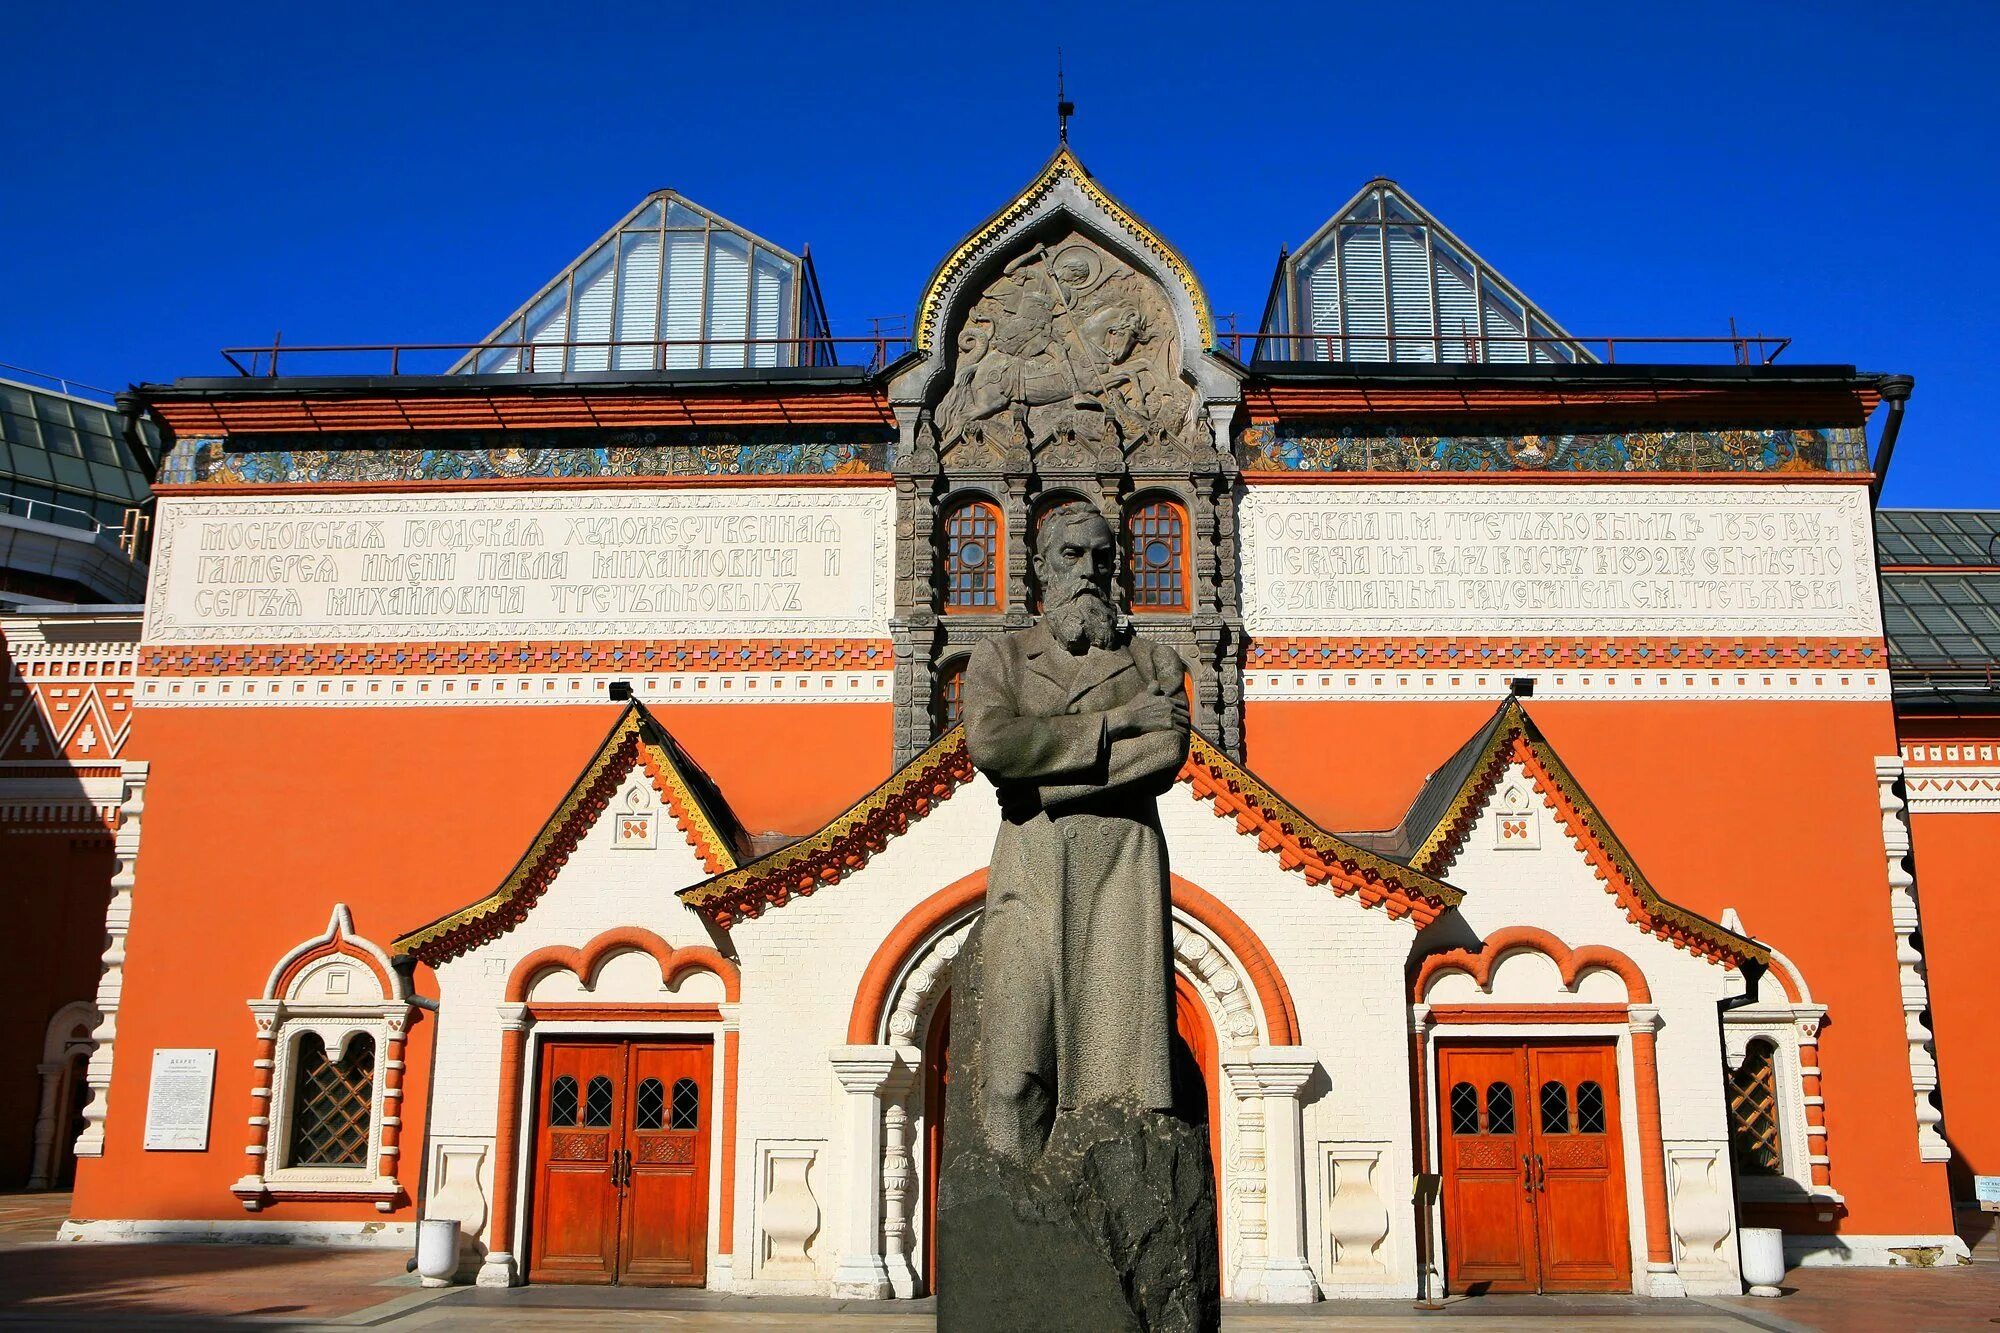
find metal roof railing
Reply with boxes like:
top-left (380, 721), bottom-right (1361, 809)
top-left (0, 363), bottom-right (119, 404)
top-left (219, 335), bottom-right (916, 378)
top-left (0, 491), bottom-right (111, 534)
top-left (1223, 331), bottom-right (1792, 365)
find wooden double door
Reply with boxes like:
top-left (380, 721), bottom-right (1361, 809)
top-left (1438, 1042), bottom-right (1631, 1293)
top-left (528, 1040), bottom-right (712, 1286)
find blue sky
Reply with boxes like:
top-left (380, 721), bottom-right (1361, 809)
top-left (2, 1), bottom-right (1991, 504)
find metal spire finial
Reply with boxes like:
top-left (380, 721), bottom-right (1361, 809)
top-left (1057, 50), bottom-right (1074, 144)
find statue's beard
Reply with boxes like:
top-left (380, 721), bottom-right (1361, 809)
top-left (1044, 578), bottom-right (1120, 652)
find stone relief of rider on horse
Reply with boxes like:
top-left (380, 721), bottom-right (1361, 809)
top-left (934, 235), bottom-right (1195, 455)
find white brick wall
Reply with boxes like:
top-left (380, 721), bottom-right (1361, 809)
top-left (419, 745), bottom-right (1743, 1297)
top-left (1423, 761), bottom-right (1743, 1292)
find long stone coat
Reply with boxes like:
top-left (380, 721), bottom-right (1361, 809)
top-left (963, 620), bottom-right (1191, 1113)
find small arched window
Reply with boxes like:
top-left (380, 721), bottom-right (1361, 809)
top-left (1124, 498), bottom-right (1189, 612)
top-left (936, 657), bottom-right (969, 732)
top-left (1448, 1081), bottom-right (1479, 1135)
top-left (1538, 1080), bottom-right (1570, 1134)
top-left (584, 1075), bottom-right (615, 1128)
top-left (1728, 1040), bottom-right (1784, 1176)
top-left (671, 1077), bottom-right (702, 1130)
top-left (1576, 1080), bottom-right (1607, 1134)
top-left (1484, 1082), bottom-right (1516, 1135)
top-left (550, 1074), bottom-right (579, 1126)
top-left (287, 1032), bottom-right (375, 1167)
top-left (942, 499), bottom-right (1003, 611)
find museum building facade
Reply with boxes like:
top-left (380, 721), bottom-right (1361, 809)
top-left (4, 148), bottom-right (1988, 1299)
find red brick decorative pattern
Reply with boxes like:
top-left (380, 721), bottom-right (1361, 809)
top-left (1248, 636), bottom-right (1884, 670)
top-left (138, 638), bottom-right (892, 679)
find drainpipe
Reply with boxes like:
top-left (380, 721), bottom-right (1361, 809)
top-left (395, 957), bottom-right (441, 1273)
top-left (1718, 959), bottom-right (1768, 1015)
top-left (1869, 375), bottom-right (1914, 504)
top-left (112, 392), bottom-right (162, 486)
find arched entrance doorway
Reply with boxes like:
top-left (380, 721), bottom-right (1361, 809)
top-left (29, 1001), bottom-right (98, 1191)
top-left (916, 974), bottom-right (1221, 1295)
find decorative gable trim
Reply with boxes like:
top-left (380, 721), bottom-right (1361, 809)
top-left (266, 905), bottom-right (405, 1003)
top-left (1182, 736), bottom-right (1459, 924)
top-left (1411, 700), bottom-right (1765, 968)
top-left (679, 727), bottom-right (976, 926)
top-left (678, 728), bottom-right (1460, 929)
top-left (910, 147), bottom-right (1215, 356)
top-left (393, 703), bottom-right (740, 965)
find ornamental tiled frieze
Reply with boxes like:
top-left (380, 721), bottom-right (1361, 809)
top-left (159, 425), bottom-right (892, 486)
top-left (1238, 422), bottom-right (1866, 474)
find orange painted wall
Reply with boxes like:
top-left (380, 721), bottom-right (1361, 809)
top-left (1247, 696), bottom-right (1954, 1238)
top-left (1898, 721), bottom-right (2000, 1205)
top-left (70, 699), bottom-right (889, 1223)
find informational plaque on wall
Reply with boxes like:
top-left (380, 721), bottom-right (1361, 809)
top-left (1240, 483), bottom-right (1881, 638)
top-left (145, 487), bottom-right (895, 644)
top-left (143, 1048), bottom-right (216, 1151)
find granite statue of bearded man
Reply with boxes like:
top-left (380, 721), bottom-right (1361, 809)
top-left (961, 501), bottom-right (1192, 1159)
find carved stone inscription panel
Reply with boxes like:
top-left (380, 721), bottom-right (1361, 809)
top-left (1240, 484), bottom-right (1880, 637)
top-left (146, 488), bottom-right (894, 643)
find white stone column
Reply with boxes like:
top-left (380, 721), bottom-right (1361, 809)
top-left (25, 1062), bottom-right (65, 1190)
top-left (878, 1060), bottom-right (920, 1297)
top-left (828, 1045), bottom-right (906, 1299)
top-left (75, 761), bottom-right (147, 1160)
top-left (1224, 1046), bottom-right (1320, 1303)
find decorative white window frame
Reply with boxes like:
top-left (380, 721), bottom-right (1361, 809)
top-left (231, 906), bottom-right (413, 1212)
top-left (1718, 915), bottom-right (1840, 1211)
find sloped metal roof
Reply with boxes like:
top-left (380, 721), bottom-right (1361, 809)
top-left (1875, 511), bottom-right (2000, 694)
top-left (0, 376), bottom-right (159, 528)
top-left (1875, 508), bottom-right (2000, 568)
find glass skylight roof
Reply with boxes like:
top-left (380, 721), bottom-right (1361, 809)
top-left (0, 377), bottom-right (158, 530)
top-left (457, 192), bottom-right (831, 374)
top-left (1259, 180), bottom-right (1590, 365)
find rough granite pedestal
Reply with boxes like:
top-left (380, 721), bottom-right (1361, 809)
top-left (937, 924), bottom-right (1220, 1332)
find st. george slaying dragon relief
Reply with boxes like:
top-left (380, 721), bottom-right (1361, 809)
top-left (933, 232), bottom-right (1199, 465)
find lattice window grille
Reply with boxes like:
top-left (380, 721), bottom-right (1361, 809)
top-left (636, 1078), bottom-right (665, 1131)
top-left (671, 1077), bottom-right (701, 1130)
top-left (1538, 1080), bottom-right (1570, 1134)
top-left (264, 1016), bottom-right (390, 1180)
top-left (1722, 993), bottom-right (1836, 1202)
top-left (287, 1032), bottom-right (374, 1167)
top-left (1484, 1082), bottom-right (1515, 1135)
top-left (1728, 1042), bottom-right (1784, 1177)
top-left (584, 1076), bottom-right (615, 1128)
top-left (551, 1075), bottom-right (579, 1127)
top-left (1448, 1081), bottom-right (1479, 1136)
top-left (1576, 1080), bottom-right (1607, 1135)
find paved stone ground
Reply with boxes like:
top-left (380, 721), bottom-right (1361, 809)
top-left (0, 1196), bottom-right (1992, 1330)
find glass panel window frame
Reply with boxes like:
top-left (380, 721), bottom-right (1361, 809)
top-left (1123, 496), bottom-right (1191, 613)
top-left (935, 655), bottom-right (970, 734)
top-left (942, 498), bottom-right (1004, 612)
